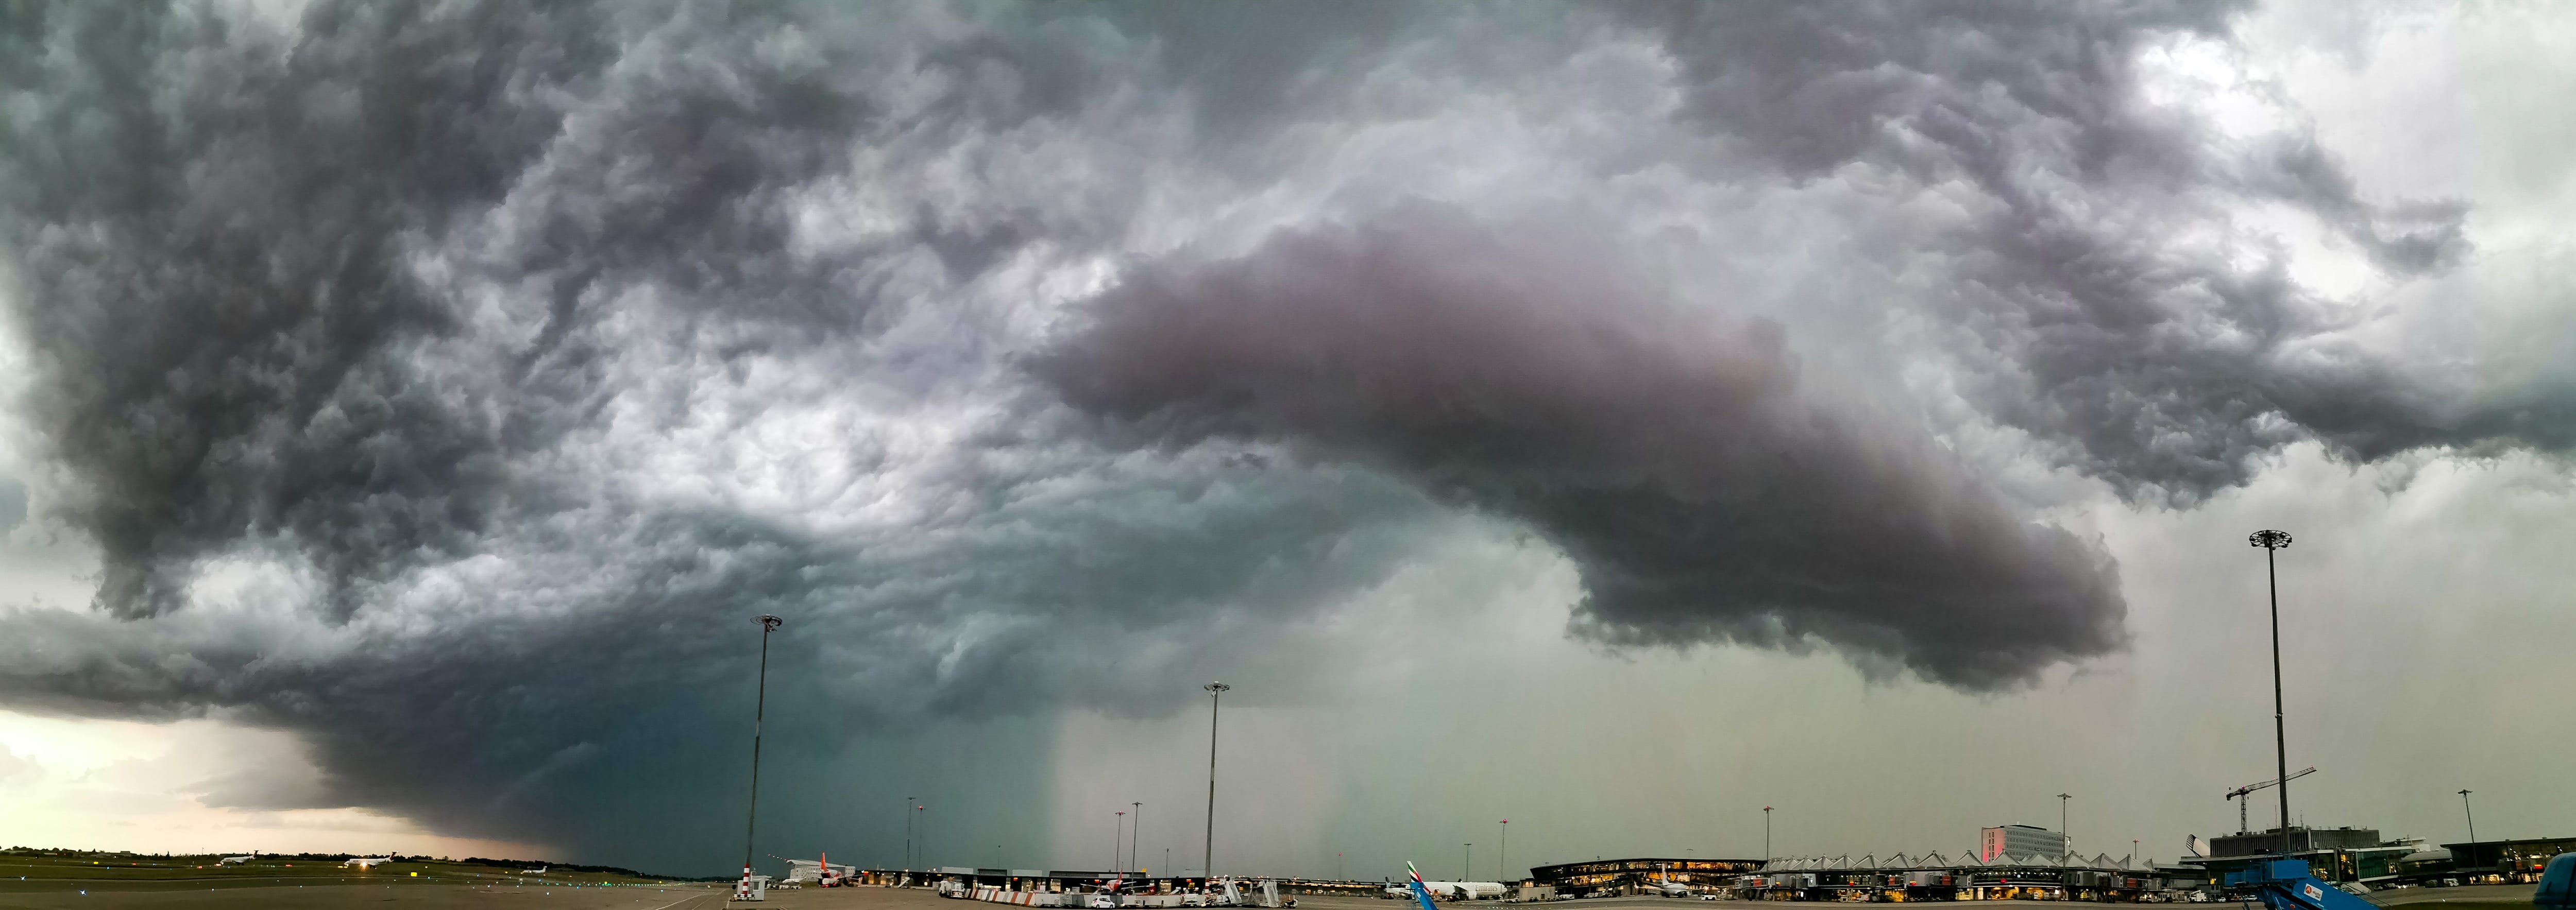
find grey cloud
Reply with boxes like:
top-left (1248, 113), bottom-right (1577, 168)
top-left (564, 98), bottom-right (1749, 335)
top-left (1641, 1), bottom-right (2534, 501)
top-left (1034, 204), bottom-right (2127, 690)
top-left (0, 478), bottom-right (23, 534)
top-left (0, 0), bottom-right (1426, 870)
top-left (0, 2), bottom-right (577, 617)
top-left (0, 447), bottom-right (1427, 867)
top-left (0, 1), bottom-right (1169, 622)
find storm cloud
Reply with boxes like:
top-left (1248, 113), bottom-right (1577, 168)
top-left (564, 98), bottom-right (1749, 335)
top-left (0, 0), bottom-right (2571, 872)
top-left (1637, 1), bottom-right (2544, 501)
top-left (1036, 205), bottom-right (2126, 689)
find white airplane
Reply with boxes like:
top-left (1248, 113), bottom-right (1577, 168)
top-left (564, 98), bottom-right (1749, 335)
top-left (521, 866), bottom-right (548, 874)
top-left (218, 853), bottom-right (256, 865)
top-left (1383, 879), bottom-right (1506, 901)
top-left (344, 856), bottom-right (397, 869)
top-left (782, 853), bottom-right (853, 887)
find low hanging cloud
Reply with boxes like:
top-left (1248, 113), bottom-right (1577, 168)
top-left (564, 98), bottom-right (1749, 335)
top-left (1035, 205), bottom-right (2127, 689)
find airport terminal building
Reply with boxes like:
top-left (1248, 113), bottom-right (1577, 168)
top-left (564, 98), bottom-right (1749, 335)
top-left (2184, 827), bottom-right (2416, 884)
top-left (1526, 858), bottom-right (1762, 896)
top-left (2446, 838), bottom-right (2576, 884)
top-left (1978, 826), bottom-right (2068, 862)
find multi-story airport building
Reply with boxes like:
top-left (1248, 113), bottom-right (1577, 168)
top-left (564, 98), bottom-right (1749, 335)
top-left (1978, 826), bottom-right (2068, 861)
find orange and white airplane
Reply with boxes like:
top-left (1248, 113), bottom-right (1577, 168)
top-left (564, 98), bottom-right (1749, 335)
top-left (784, 852), bottom-right (854, 887)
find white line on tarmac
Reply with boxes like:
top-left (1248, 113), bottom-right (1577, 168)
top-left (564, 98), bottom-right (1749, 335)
top-left (647, 891), bottom-right (717, 910)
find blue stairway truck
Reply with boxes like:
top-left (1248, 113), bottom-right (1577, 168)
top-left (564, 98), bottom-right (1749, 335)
top-left (2225, 859), bottom-right (2378, 910)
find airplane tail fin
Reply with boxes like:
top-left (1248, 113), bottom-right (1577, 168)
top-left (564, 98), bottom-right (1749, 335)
top-left (1405, 862), bottom-right (1439, 910)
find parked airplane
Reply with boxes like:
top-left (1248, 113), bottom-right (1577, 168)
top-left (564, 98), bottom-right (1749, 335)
top-left (343, 856), bottom-right (396, 869)
top-left (1087, 873), bottom-right (1129, 908)
top-left (1404, 863), bottom-right (1440, 910)
top-left (782, 852), bottom-right (853, 887)
top-left (521, 866), bottom-right (548, 874)
top-left (1392, 863), bottom-right (1507, 903)
top-left (218, 853), bottom-right (256, 865)
top-left (1650, 863), bottom-right (1691, 897)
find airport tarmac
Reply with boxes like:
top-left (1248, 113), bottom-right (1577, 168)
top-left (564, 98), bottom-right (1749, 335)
top-left (0, 882), bottom-right (2539, 910)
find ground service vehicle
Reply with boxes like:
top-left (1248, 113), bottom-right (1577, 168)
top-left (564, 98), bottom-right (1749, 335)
top-left (2535, 853), bottom-right (2574, 910)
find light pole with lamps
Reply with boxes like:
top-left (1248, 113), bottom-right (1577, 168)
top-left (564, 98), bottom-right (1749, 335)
top-left (1203, 682), bottom-right (1230, 881)
top-left (1499, 820), bottom-right (1509, 883)
top-left (904, 795), bottom-right (917, 871)
top-left (2459, 789), bottom-right (2478, 844)
top-left (1763, 808), bottom-right (1772, 863)
top-left (2251, 529), bottom-right (2295, 854)
top-left (1464, 844), bottom-right (1472, 882)
top-left (2058, 794), bottom-right (2072, 860)
top-left (1116, 811), bottom-right (1126, 874)
top-left (738, 614), bottom-right (784, 900)
top-left (1133, 802), bottom-right (1144, 873)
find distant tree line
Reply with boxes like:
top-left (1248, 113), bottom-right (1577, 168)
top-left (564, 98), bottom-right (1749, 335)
top-left (452, 856), bottom-right (731, 882)
top-left (1, 846), bottom-right (725, 881)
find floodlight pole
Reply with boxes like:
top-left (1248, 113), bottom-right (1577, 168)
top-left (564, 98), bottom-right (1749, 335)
top-left (1464, 844), bottom-right (1472, 882)
top-left (741, 614), bottom-right (784, 899)
top-left (1134, 802), bottom-right (1144, 873)
top-left (905, 796), bottom-right (917, 871)
top-left (2459, 790), bottom-right (2477, 845)
top-left (2251, 530), bottom-right (2294, 854)
top-left (1499, 820), bottom-right (1509, 883)
top-left (1116, 811), bottom-right (1127, 875)
top-left (1204, 682), bottom-right (1230, 883)
top-left (1763, 807), bottom-right (1772, 863)
top-left (2059, 794), bottom-right (2072, 860)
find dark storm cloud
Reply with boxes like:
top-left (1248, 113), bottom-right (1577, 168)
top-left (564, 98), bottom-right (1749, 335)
top-left (1035, 205), bottom-right (2127, 690)
top-left (0, 0), bottom-right (1427, 869)
top-left (1640, 1), bottom-right (2531, 501)
top-left (0, 0), bottom-right (1155, 622)
top-left (0, 1), bottom-right (596, 618)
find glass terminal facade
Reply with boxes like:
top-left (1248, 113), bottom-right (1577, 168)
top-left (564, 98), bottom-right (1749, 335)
top-left (1527, 858), bottom-right (1762, 895)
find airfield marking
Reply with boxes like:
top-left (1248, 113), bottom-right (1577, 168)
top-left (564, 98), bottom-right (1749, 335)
top-left (645, 891), bottom-right (717, 910)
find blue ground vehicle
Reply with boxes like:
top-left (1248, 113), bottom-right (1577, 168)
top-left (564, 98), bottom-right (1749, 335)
top-left (2226, 859), bottom-right (2381, 910)
top-left (2535, 853), bottom-right (2574, 910)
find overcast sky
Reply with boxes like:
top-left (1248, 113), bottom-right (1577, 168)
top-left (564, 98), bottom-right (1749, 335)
top-left (3, 0), bottom-right (2574, 881)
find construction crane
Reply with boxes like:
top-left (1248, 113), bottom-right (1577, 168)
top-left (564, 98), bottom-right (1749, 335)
top-left (2226, 766), bottom-right (2317, 834)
